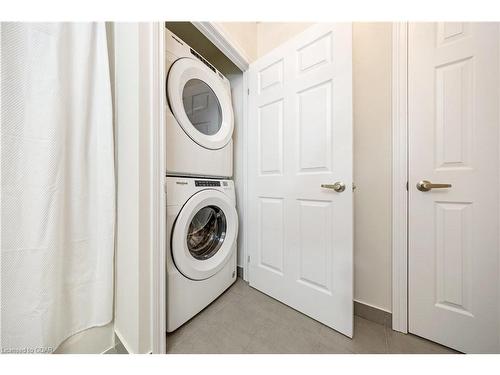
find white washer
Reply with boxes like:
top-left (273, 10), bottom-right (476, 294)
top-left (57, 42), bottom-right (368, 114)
top-left (165, 28), bottom-right (234, 178)
top-left (166, 176), bottom-right (237, 332)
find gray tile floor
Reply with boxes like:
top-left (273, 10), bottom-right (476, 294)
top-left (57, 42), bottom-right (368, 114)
top-left (167, 278), bottom-right (458, 354)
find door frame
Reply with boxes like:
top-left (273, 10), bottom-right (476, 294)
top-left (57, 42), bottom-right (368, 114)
top-left (192, 22), bottom-right (251, 72)
top-left (391, 22), bottom-right (500, 337)
top-left (150, 21), bottom-right (251, 353)
top-left (391, 22), bottom-right (409, 333)
top-left (150, 21), bottom-right (167, 354)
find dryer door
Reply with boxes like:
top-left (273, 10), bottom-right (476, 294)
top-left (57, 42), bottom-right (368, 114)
top-left (171, 189), bottom-right (238, 280)
top-left (167, 58), bottom-right (234, 150)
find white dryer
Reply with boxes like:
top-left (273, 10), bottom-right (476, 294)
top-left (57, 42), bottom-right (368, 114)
top-left (165, 28), bottom-right (234, 178)
top-left (166, 176), bottom-right (238, 332)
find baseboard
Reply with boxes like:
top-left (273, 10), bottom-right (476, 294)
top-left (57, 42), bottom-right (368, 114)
top-left (237, 266), bottom-right (244, 278)
top-left (354, 300), bottom-right (392, 328)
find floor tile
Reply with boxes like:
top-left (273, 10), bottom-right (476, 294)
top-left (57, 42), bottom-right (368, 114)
top-left (167, 278), bottom-right (456, 354)
top-left (317, 316), bottom-right (388, 354)
top-left (244, 308), bottom-right (323, 354)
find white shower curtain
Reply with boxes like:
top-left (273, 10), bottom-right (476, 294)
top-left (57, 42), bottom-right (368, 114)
top-left (1, 23), bottom-right (115, 353)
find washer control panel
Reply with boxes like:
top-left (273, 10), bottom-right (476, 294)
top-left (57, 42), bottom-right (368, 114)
top-left (195, 180), bottom-right (222, 187)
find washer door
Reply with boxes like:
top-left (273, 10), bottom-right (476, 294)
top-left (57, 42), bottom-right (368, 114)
top-left (167, 58), bottom-right (234, 150)
top-left (172, 189), bottom-right (238, 280)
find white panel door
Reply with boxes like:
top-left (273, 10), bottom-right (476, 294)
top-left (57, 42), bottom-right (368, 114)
top-left (409, 22), bottom-right (500, 353)
top-left (247, 23), bottom-right (353, 336)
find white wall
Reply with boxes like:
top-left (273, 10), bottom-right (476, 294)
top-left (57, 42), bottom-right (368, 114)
top-left (113, 22), bottom-right (153, 354)
top-left (352, 23), bottom-right (392, 312)
top-left (216, 22), bottom-right (313, 62)
top-left (256, 22), bottom-right (313, 57)
top-left (215, 22), bottom-right (258, 62)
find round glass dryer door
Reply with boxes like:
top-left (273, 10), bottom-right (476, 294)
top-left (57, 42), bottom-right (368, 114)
top-left (171, 189), bottom-right (238, 280)
top-left (182, 79), bottom-right (222, 136)
top-left (167, 57), bottom-right (234, 150)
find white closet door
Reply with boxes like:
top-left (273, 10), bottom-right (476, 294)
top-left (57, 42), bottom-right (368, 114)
top-left (408, 22), bottom-right (500, 353)
top-left (247, 23), bottom-right (353, 337)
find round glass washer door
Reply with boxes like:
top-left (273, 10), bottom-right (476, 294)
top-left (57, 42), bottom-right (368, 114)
top-left (171, 189), bottom-right (238, 280)
top-left (187, 205), bottom-right (227, 260)
top-left (167, 57), bottom-right (234, 150)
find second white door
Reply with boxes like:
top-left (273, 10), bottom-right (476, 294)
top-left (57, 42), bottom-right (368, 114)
top-left (409, 22), bottom-right (500, 353)
top-left (247, 23), bottom-right (353, 337)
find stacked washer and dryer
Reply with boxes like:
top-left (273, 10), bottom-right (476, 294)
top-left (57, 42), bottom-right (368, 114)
top-left (165, 28), bottom-right (238, 332)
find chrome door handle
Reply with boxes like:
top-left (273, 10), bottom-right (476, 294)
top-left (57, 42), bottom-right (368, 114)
top-left (416, 180), bottom-right (452, 192)
top-left (321, 182), bottom-right (345, 193)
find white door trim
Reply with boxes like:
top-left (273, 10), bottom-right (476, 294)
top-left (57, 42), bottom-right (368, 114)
top-left (498, 24), bottom-right (500, 349)
top-left (241, 69), bottom-right (250, 281)
top-left (149, 22), bottom-right (167, 354)
top-left (192, 22), bottom-right (251, 72)
top-left (391, 22), bottom-right (409, 334)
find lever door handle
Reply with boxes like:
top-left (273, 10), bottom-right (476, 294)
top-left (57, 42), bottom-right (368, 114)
top-left (321, 182), bottom-right (345, 193)
top-left (416, 180), bottom-right (452, 192)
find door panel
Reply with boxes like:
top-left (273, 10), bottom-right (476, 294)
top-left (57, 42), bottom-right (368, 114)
top-left (248, 23), bottom-right (353, 337)
top-left (297, 81), bottom-right (333, 172)
top-left (297, 199), bottom-right (333, 294)
top-left (258, 100), bottom-right (284, 175)
top-left (408, 22), bottom-right (499, 353)
top-left (434, 201), bottom-right (473, 316)
top-left (259, 197), bottom-right (284, 274)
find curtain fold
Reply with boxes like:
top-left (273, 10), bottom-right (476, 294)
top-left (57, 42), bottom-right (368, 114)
top-left (1, 22), bottom-right (114, 353)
